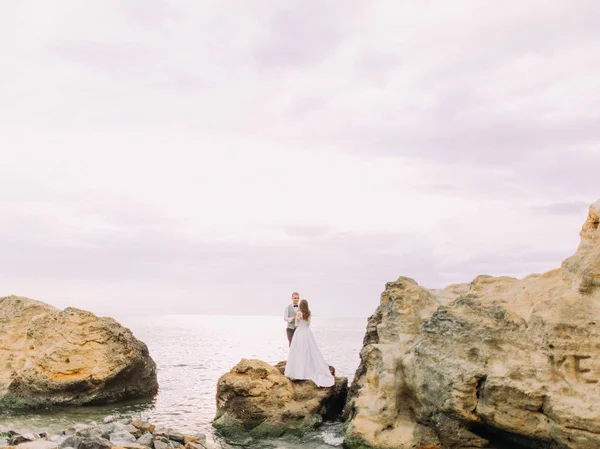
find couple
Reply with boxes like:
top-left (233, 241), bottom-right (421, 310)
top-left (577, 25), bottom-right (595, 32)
top-left (283, 292), bottom-right (335, 388)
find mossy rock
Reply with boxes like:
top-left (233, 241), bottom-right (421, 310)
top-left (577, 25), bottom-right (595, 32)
top-left (343, 423), bottom-right (398, 449)
top-left (249, 422), bottom-right (287, 439)
top-left (0, 396), bottom-right (33, 409)
top-left (212, 414), bottom-right (245, 436)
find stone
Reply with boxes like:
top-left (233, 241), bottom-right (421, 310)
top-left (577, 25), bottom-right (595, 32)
top-left (130, 421), bottom-right (152, 433)
top-left (152, 437), bottom-right (174, 449)
top-left (344, 199), bottom-right (600, 449)
top-left (78, 437), bottom-right (111, 449)
top-left (135, 433), bottom-right (153, 447)
top-left (123, 426), bottom-right (141, 439)
top-left (0, 298), bottom-right (158, 408)
top-left (150, 430), bottom-right (166, 439)
top-left (75, 425), bottom-right (110, 440)
top-left (110, 445), bottom-right (146, 449)
top-left (102, 416), bottom-right (116, 424)
top-left (8, 436), bottom-right (30, 446)
top-left (58, 436), bottom-right (82, 449)
top-left (184, 436), bottom-right (205, 447)
top-left (69, 425), bottom-right (90, 436)
top-left (183, 443), bottom-right (206, 449)
top-left (165, 433), bottom-right (183, 443)
top-left (153, 442), bottom-right (168, 449)
top-left (109, 431), bottom-right (136, 445)
top-left (212, 358), bottom-right (348, 443)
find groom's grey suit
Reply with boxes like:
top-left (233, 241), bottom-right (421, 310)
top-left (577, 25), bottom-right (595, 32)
top-left (284, 304), bottom-right (298, 346)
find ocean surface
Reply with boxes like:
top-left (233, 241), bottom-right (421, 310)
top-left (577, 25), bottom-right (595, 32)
top-left (0, 314), bottom-right (368, 448)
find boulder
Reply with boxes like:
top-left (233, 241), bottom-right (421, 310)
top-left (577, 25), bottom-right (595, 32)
top-left (0, 296), bottom-right (158, 408)
top-left (109, 431), bottom-right (136, 445)
top-left (212, 358), bottom-right (347, 443)
top-left (344, 199), bottom-right (600, 449)
top-left (135, 433), bottom-right (153, 447)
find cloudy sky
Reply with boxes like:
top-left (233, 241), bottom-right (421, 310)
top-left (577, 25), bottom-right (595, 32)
top-left (0, 1), bottom-right (598, 318)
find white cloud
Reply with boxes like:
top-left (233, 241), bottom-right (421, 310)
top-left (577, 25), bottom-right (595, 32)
top-left (0, 1), bottom-right (598, 316)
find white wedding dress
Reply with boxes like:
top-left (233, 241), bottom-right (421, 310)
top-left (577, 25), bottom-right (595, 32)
top-left (284, 312), bottom-right (335, 387)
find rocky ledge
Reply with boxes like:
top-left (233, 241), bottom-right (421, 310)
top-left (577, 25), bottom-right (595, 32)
top-left (344, 199), bottom-right (600, 449)
top-left (213, 359), bottom-right (347, 444)
top-left (0, 417), bottom-right (212, 449)
top-left (0, 296), bottom-right (158, 408)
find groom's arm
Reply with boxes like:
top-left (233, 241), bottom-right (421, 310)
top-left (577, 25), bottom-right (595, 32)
top-left (284, 306), bottom-right (296, 324)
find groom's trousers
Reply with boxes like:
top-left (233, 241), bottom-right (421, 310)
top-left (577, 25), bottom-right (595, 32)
top-left (286, 328), bottom-right (295, 346)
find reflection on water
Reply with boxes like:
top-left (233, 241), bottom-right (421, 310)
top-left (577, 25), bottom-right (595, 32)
top-left (0, 315), bottom-right (367, 448)
top-left (0, 399), bottom-right (155, 432)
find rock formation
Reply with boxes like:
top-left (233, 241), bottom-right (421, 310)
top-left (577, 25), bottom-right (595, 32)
top-left (344, 199), bottom-right (600, 449)
top-left (213, 359), bottom-right (347, 444)
top-left (0, 296), bottom-right (158, 408)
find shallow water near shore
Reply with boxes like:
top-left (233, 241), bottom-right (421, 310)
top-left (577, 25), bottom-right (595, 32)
top-left (0, 314), bottom-right (366, 448)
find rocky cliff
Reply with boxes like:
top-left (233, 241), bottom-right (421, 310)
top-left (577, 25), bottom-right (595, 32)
top-left (344, 199), bottom-right (600, 449)
top-left (0, 296), bottom-right (158, 408)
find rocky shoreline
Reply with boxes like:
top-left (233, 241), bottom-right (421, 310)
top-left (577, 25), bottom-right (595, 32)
top-left (0, 417), bottom-right (212, 449)
top-left (3, 200), bottom-right (599, 449)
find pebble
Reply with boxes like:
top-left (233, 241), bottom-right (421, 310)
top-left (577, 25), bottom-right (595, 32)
top-left (2, 418), bottom-right (212, 449)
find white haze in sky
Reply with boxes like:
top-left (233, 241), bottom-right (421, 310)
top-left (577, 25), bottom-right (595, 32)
top-left (0, 1), bottom-right (599, 317)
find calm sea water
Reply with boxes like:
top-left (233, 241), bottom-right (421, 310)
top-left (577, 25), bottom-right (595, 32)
top-left (0, 315), bottom-right (367, 448)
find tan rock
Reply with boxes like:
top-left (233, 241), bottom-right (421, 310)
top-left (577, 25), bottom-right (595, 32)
top-left (345, 199), bottom-right (600, 449)
top-left (0, 296), bottom-right (158, 407)
top-left (213, 358), bottom-right (347, 442)
top-left (110, 445), bottom-right (147, 449)
top-left (184, 443), bottom-right (207, 449)
top-left (562, 199), bottom-right (600, 295)
top-left (130, 420), bottom-right (150, 432)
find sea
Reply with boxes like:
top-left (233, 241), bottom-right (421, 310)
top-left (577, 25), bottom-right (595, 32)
top-left (0, 315), bottom-right (368, 449)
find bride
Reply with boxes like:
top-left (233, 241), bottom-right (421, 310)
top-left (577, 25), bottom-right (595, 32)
top-left (284, 299), bottom-right (335, 387)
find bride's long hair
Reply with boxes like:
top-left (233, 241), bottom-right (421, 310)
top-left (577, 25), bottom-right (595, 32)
top-left (299, 299), bottom-right (311, 321)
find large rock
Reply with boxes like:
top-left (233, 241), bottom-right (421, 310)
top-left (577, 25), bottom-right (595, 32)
top-left (344, 199), bottom-right (600, 449)
top-left (0, 296), bottom-right (158, 408)
top-left (213, 359), bottom-right (347, 443)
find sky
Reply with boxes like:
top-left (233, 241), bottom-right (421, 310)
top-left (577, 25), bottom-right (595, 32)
top-left (0, 0), bottom-right (598, 318)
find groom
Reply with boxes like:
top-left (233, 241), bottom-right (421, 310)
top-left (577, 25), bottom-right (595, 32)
top-left (284, 292), bottom-right (300, 346)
